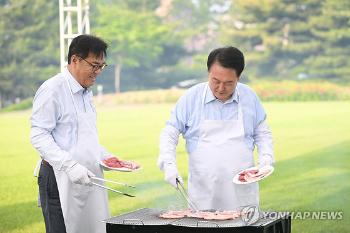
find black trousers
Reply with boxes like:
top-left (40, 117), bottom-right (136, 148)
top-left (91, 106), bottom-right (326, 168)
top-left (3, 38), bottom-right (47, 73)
top-left (38, 161), bottom-right (67, 233)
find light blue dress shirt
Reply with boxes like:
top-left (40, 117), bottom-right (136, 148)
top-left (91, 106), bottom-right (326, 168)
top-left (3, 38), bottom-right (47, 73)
top-left (166, 82), bottom-right (267, 154)
top-left (30, 68), bottom-right (108, 169)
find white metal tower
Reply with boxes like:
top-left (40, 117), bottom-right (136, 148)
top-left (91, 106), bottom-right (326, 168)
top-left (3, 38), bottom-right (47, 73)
top-left (59, 0), bottom-right (90, 71)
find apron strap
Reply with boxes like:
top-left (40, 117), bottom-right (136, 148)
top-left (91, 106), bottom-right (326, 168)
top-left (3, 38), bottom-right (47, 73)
top-left (200, 83), bottom-right (208, 121)
top-left (33, 159), bottom-right (42, 177)
top-left (63, 72), bottom-right (79, 116)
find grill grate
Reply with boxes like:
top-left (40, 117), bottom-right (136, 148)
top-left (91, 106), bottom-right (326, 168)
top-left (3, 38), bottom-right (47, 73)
top-left (104, 208), bottom-right (176, 225)
top-left (104, 208), bottom-right (289, 228)
top-left (105, 208), bottom-right (291, 233)
top-left (170, 217), bottom-right (246, 228)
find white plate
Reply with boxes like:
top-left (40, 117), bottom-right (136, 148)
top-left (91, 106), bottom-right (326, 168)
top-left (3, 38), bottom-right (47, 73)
top-left (99, 161), bottom-right (141, 172)
top-left (233, 165), bottom-right (274, 184)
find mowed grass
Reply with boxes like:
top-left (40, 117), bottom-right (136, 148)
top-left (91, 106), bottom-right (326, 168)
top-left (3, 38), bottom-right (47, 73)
top-left (0, 101), bottom-right (349, 233)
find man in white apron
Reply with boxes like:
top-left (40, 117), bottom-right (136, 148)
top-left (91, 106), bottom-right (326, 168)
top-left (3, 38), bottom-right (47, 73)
top-left (158, 46), bottom-right (274, 211)
top-left (31, 35), bottom-right (111, 233)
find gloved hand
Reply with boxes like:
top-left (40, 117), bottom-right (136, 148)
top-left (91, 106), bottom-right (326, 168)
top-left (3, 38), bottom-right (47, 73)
top-left (258, 160), bottom-right (273, 170)
top-left (66, 163), bottom-right (95, 186)
top-left (164, 164), bottom-right (183, 188)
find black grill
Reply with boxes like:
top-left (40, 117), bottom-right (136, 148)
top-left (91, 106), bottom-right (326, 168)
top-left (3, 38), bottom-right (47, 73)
top-left (105, 208), bottom-right (291, 233)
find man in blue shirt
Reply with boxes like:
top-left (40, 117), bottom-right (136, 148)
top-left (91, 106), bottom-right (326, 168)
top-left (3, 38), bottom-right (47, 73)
top-left (158, 46), bottom-right (274, 211)
top-left (31, 35), bottom-right (112, 233)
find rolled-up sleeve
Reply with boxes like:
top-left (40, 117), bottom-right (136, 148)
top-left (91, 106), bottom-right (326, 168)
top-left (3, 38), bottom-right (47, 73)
top-left (30, 88), bottom-right (74, 171)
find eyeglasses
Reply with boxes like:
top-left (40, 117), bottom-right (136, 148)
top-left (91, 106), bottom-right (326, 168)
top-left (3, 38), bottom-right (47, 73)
top-left (79, 57), bottom-right (107, 72)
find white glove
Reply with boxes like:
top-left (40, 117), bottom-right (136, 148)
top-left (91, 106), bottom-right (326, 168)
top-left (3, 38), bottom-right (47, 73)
top-left (164, 164), bottom-right (183, 188)
top-left (66, 163), bottom-right (95, 185)
top-left (258, 156), bottom-right (274, 169)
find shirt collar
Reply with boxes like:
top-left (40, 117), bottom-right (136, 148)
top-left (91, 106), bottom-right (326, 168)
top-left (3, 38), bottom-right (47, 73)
top-left (63, 68), bottom-right (90, 94)
top-left (205, 84), bottom-right (239, 104)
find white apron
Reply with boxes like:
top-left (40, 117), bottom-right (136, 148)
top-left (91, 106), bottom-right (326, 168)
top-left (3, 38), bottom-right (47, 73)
top-left (53, 76), bottom-right (109, 233)
top-left (188, 84), bottom-right (259, 211)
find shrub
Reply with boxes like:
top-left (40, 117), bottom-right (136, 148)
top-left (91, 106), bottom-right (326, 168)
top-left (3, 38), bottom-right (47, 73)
top-left (251, 81), bottom-right (350, 101)
top-left (0, 98), bottom-right (33, 112)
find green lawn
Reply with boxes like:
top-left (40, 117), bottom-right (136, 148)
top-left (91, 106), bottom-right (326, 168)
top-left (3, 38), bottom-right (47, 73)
top-left (0, 101), bottom-right (349, 233)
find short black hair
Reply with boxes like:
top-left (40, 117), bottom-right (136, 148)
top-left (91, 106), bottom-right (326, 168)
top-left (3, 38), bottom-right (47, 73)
top-left (67, 34), bottom-right (108, 64)
top-left (207, 46), bottom-right (245, 76)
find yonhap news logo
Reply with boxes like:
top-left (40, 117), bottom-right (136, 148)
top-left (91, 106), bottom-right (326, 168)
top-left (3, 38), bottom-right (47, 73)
top-left (240, 206), bottom-right (343, 223)
top-left (263, 211), bottom-right (343, 220)
top-left (240, 206), bottom-right (260, 225)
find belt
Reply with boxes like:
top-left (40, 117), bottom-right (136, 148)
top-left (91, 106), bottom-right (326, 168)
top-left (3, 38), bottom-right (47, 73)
top-left (41, 160), bottom-right (51, 166)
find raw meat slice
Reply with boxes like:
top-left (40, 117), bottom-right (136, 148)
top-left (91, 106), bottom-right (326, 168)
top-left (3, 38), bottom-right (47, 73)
top-left (159, 210), bottom-right (241, 221)
top-left (159, 210), bottom-right (192, 219)
top-left (238, 167), bottom-right (272, 182)
top-left (102, 157), bottom-right (140, 170)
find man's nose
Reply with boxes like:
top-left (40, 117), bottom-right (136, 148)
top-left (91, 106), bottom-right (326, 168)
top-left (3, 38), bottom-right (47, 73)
top-left (94, 68), bottom-right (102, 75)
top-left (218, 83), bottom-right (225, 91)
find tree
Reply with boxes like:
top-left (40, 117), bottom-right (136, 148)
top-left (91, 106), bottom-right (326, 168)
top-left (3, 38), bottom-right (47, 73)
top-left (0, 0), bottom-right (59, 107)
top-left (157, 0), bottom-right (232, 82)
top-left (162, 0), bottom-right (231, 57)
top-left (219, 0), bottom-right (350, 82)
top-left (304, 0), bottom-right (350, 81)
top-left (92, 0), bottom-right (232, 92)
top-left (94, 3), bottom-right (176, 92)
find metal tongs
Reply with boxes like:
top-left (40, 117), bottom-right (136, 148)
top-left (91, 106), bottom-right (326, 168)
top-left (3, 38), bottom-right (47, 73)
top-left (176, 178), bottom-right (199, 211)
top-left (91, 177), bottom-right (135, 197)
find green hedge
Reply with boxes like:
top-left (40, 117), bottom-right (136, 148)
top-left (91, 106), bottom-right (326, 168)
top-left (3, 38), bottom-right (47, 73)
top-left (2, 81), bottom-right (350, 112)
top-left (0, 98), bottom-right (33, 112)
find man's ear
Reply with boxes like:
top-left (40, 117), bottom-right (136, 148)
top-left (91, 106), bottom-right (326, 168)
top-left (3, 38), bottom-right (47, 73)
top-left (71, 55), bottom-right (79, 64)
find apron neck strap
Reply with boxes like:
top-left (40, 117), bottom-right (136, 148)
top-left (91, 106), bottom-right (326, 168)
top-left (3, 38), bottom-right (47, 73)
top-left (64, 72), bottom-right (79, 115)
top-left (200, 84), bottom-right (208, 120)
